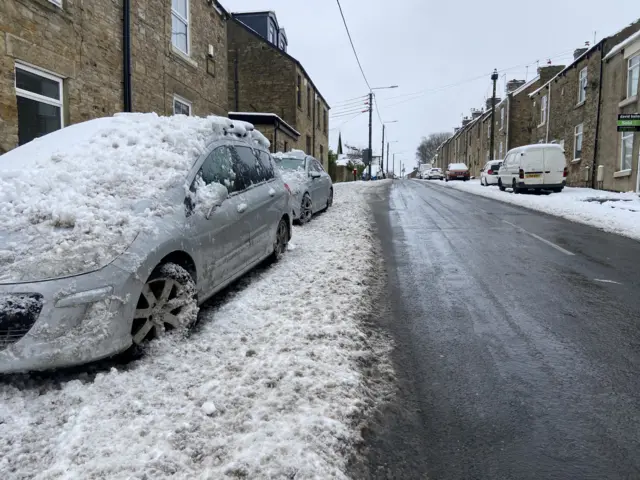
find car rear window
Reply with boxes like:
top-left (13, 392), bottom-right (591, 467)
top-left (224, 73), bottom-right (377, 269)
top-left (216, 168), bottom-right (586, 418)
top-left (490, 163), bottom-right (502, 169)
top-left (275, 158), bottom-right (305, 170)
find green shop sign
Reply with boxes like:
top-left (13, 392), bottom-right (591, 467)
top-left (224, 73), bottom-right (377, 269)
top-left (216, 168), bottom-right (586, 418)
top-left (617, 114), bottom-right (640, 132)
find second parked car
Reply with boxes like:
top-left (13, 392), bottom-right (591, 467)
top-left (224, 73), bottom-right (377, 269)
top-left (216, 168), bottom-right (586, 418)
top-left (424, 167), bottom-right (444, 180)
top-left (446, 163), bottom-right (470, 181)
top-left (274, 150), bottom-right (333, 224)
top-left (480, 160), bottom-right (503, 186)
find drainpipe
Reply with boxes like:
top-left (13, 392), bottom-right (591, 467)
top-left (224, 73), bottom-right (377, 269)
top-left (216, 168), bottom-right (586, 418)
top-left (273, 123), bottom-right (278, 154)
top-left (233, 50), bottom-right (239, 111)
top-left (506, 95), bottom-right (510, 152)
top-left (545, 84), bottom-right (551, 143)
top-left (592, 42), bottom-right (605, 189)
top-left (123, 0), bottom-right (132, 112)
top-left (312, 93), bottom-right (316, 157)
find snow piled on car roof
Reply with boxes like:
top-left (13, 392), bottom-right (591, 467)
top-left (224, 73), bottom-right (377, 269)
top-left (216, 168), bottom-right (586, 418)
top-left (0, 113), bottom-right (268, 283)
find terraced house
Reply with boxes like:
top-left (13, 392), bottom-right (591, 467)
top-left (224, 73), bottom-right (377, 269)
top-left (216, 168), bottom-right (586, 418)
top-left (0, 0), bottom-right (230, 154)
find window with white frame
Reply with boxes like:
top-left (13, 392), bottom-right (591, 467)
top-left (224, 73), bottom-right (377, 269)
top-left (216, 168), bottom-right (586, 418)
top-left (573, 124), bottom-right (583, 160)
top-left (578, 67), bottom-right (587, 104)
top-left (171, 0), bottom-right (189, 55)
top-left (498, 141), bottom-right (503, 159)
top-left (540, 95), bottom-right (547, 125)
top-left (48, 0), bottom-right (62, 6)
top-left (173, 95), bottom-right (192, 116)
top-left (620, 132), bottom-right (634, 171)
top-left (15, 64), bottom-right (63, 146)
top-left (500, 108), bottom-right (504, 130)
top-left (486, 123), bottom-right (490, 138)
top-left (628, 54), bottom-right (640, 98)
top-left (268, 25), bottom-right (275, 44)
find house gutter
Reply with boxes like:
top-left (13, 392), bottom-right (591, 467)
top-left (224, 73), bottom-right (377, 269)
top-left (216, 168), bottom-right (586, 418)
top-left (592, 42), bottom-right (605, 189)
top-left (545, 84), bottom-right (551, 143)
top-left (123, 0), bottom-right (132, 112)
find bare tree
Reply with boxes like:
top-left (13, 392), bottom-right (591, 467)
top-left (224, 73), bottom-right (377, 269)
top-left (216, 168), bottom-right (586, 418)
top-left (344, 143), bottom-right (364, 162)
top-left (416, 132), bottom-right (451, 164)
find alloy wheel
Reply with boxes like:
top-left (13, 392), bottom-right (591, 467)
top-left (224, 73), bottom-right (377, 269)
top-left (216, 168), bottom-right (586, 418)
top-left (132, 276), bottom-right (193, 344)
top-left (300, 194), bottom-right (313, 224)
top-left (273, 219), bottom-right (288, 260)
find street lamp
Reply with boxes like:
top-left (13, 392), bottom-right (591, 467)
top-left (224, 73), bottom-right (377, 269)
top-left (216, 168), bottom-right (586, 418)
top-left (382, 120), bottom-right (398, 176)
top-left (367, 85), bottom-right (399, 178)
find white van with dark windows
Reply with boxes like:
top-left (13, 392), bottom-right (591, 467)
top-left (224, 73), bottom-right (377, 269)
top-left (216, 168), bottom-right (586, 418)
top-left (497, 144), bottom-right (567, 193)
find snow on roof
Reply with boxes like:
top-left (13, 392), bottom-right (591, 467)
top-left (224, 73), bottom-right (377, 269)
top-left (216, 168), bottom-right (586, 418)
top-left (228, 112), bottom-right (301, 136)
top-left (511, 75), bottom-right (540, 96)
top-left (0, 113), bottom-right (268, 282)
top-left (604, 29), bottom-right (640, 60)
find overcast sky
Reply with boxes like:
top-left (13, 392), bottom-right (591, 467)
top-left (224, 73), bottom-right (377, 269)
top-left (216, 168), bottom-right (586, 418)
top-left (224, 0), bottom-right (640, 173)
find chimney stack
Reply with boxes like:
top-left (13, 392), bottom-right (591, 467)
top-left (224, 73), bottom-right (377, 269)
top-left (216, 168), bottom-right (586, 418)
top-left (471, 108), bottom-right (482, 119)
top-left (507, 79), bottom-right (526, 93)
top-left (538, 65), bottom-right (565, 84)
top-left (461, 116), bottom-right (471, 127)
top-left (485, 97), bottom-right (501, 110)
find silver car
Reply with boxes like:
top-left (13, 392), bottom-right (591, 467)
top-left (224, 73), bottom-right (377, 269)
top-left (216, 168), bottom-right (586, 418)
top-left (273, 151), bottom-right (333, 224)
top-left (0, 116), bottom-right (292, 373)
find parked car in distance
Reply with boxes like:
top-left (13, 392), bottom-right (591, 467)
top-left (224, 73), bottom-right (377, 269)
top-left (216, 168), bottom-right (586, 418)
top-left (480, 160), bottom-right (503, 186)
top-left (0, 114), bottom-right (292, 373)
top-left (274, 150), bottom-right (333, 224)
top-left (424, 168), bottom-right (444, 180)
top-left (446, 163), bottom-right (470, 181)
top-left (498, 144), bottom-right (567, 193)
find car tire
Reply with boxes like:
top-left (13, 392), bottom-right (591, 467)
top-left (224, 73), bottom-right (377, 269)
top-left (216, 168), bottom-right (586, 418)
top-left (326, 188), bottom-right (334, 209)
top-left (299, 193), bottom-right (313, 224)
top-left (271, 217), bottom-right (289, 262)
top-left (498, 179), bottom-right (506, 191)
top-left (552, 187), bottom-right (563, 193)
top-left (131, 262), bottom-right (198, 346)
top-left (512, 179), bottom-right (520, 194)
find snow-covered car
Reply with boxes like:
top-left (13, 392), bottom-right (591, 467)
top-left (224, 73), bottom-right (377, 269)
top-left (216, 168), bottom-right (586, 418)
top-left (0, 113), bottom-right (292, 373)
top-left (424, 168), bottom-right (444, 180)
top-left (480, 160), bottom-right (503, 186)
top-left (446, 163), bottom-right (470, 181)
top-left (274, 150), bottom-right (333, 224)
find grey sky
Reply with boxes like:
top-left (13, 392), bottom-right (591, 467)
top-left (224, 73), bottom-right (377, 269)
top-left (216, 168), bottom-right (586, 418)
top-left (225, 0), bottom-right (640, 172)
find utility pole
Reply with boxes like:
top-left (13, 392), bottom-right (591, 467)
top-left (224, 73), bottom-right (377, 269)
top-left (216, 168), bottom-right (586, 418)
top-left (489, 68), bottom-right (499, 160)
top-left (386, 142), bottom-right (390, 177)
top-left (367, 92), bottom-right (373, 178)
top-left (381, 124), bottom-right (385, 177)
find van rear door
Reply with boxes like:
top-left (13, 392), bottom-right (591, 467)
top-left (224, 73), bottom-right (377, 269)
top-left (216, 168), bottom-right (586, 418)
top-left (543, 148), bottom-right (566, 185)
top-left (522, 149), bottom-right (544, 185)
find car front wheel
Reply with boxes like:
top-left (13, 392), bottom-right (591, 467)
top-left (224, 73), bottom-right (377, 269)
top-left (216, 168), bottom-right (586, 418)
top-left (299, 193), bottom-right (313, 224)
top-left (498, 179), bottom-right (506, 191)
top-left (131, 263), bottom-right (198, 345)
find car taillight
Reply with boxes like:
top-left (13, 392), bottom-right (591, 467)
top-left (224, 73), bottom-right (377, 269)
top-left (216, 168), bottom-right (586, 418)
top-left (284, 183), bottom-right (292, 195)
top-left (487, 169), bottom-right (493, 175)
top-left (519, 169), bottom-right (524, 179)
top-left (563, 167), bottom-right (568, 177)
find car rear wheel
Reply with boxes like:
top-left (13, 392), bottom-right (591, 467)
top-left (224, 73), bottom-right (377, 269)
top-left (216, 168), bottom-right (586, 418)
top-left (271, 217), bottom-right (289, 261)
top-left (326, 188), bottom-right (334, 209)
top-left (498, 179), bottom-right (506, 191)
top-left (552, 187), bottom-right (563, 193)
top-left (299, 193), bottom-right (313, 224)
top-left (512, 179), bottom-right (520, 194)
top-left (131, 263), bottom-right (198, 345)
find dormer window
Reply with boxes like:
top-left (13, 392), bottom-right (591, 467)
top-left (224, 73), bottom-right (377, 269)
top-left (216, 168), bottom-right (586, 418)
top-left (268, 25), bottom-right (275, 44)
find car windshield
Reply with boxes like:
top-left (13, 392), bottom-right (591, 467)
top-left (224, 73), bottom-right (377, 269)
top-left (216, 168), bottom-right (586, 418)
top-left (275, 157), bottom-right (305, 170)
top-left (449, 163), bottom-right (467, 170)
top-left (431, 168), bottom-right (441, 172)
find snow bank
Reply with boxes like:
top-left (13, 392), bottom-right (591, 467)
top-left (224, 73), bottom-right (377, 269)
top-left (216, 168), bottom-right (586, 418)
top-left (0, 113), bottom-right (268, 283)
top-left (0, 182), bottom-right (394, 479)
top-left (440, 179), bottom-right (640, 240)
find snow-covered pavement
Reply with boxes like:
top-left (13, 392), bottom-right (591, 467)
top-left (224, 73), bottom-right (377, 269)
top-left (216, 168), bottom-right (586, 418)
top-left (435, 179), bottom-right (640, 241)
top-left (0, 181), bottom-right (393, 480)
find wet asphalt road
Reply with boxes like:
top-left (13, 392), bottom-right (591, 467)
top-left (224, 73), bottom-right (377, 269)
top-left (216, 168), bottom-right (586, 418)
top-left (364, 179), bottom-right (640, 480)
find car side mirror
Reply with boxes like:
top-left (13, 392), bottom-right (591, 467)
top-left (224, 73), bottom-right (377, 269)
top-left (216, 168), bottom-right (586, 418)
top-left (310, 171), bottom-right (321, 179)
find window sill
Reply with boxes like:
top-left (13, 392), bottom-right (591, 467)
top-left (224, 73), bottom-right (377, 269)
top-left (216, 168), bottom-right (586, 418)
top-left (575, 100), bottom-right (586, 109)
top-left (619, 96), bottom-right (638, 108)
top-left (613, 169), bottom-right (632, 178)
top-left (170, 45), bottom-right (198, 69)
top-left (571, 158), bottom-right (581, 164)
top-left (537, 123), bottom-right (546, 128)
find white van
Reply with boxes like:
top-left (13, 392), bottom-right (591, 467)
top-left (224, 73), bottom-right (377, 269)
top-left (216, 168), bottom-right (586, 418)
top-left (497, 144), bottom-right (567, 193)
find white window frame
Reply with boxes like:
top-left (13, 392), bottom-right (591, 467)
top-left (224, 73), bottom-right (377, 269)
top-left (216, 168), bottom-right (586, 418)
top-left (540, 95), bottom-right (547, 126)
top-left (620, 131), bottom-right (634, 171)
top-left (578, 67), bottom-right (587, 104)
top-left (48, 0), bottom-right (62, 6)
top-left (268, 25), bottom-right (275, 44)
top-left (171, 0), bottom-right (190, 56)
top-left (173, 94), bottom-right (192, 116)
top-left (573, 123), bottom-right (583, 160)
top-left (498, 141), bottom-right (503, 159)
top-left (14, 63), bottom-right (64, 127)
top-left (500, 108), bottom-right (504, 130)
top-left (627, 54), bottom-right (640, 99)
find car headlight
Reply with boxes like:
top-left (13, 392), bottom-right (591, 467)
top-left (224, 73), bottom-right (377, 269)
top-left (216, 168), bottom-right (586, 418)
top-left (55, 286), bottom-right (114, 308)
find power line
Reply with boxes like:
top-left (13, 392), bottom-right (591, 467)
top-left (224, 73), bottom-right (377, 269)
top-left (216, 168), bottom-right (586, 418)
top-left (329, 111), bottom-right (367, 131)
top-left (335, 0), bottom-right (371, 91)
top-left (331, 94), bottom-right (369, 107)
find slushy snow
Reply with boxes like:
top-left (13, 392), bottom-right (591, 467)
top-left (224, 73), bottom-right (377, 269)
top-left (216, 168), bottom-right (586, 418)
top-left (439, 179), bottom-right (640, 240)
top-left (0, 181), bottom-right (393, 479)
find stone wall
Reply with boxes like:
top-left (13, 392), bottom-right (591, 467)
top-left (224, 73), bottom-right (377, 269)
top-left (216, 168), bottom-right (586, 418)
top-left (0, 0), bottom-right (228, 154)
top-left (1, 0), bottom-right (123, 153)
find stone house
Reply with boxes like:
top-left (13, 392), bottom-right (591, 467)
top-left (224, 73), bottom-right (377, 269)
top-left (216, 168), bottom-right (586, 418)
top-left (227, 11), bottom-right (330, 169)
top-left (1, 0), bottom-right (229, 154)
top-left (597, 29), bottom-right (640, 192)
top-left (529, 20), bottom-right (640, 188)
